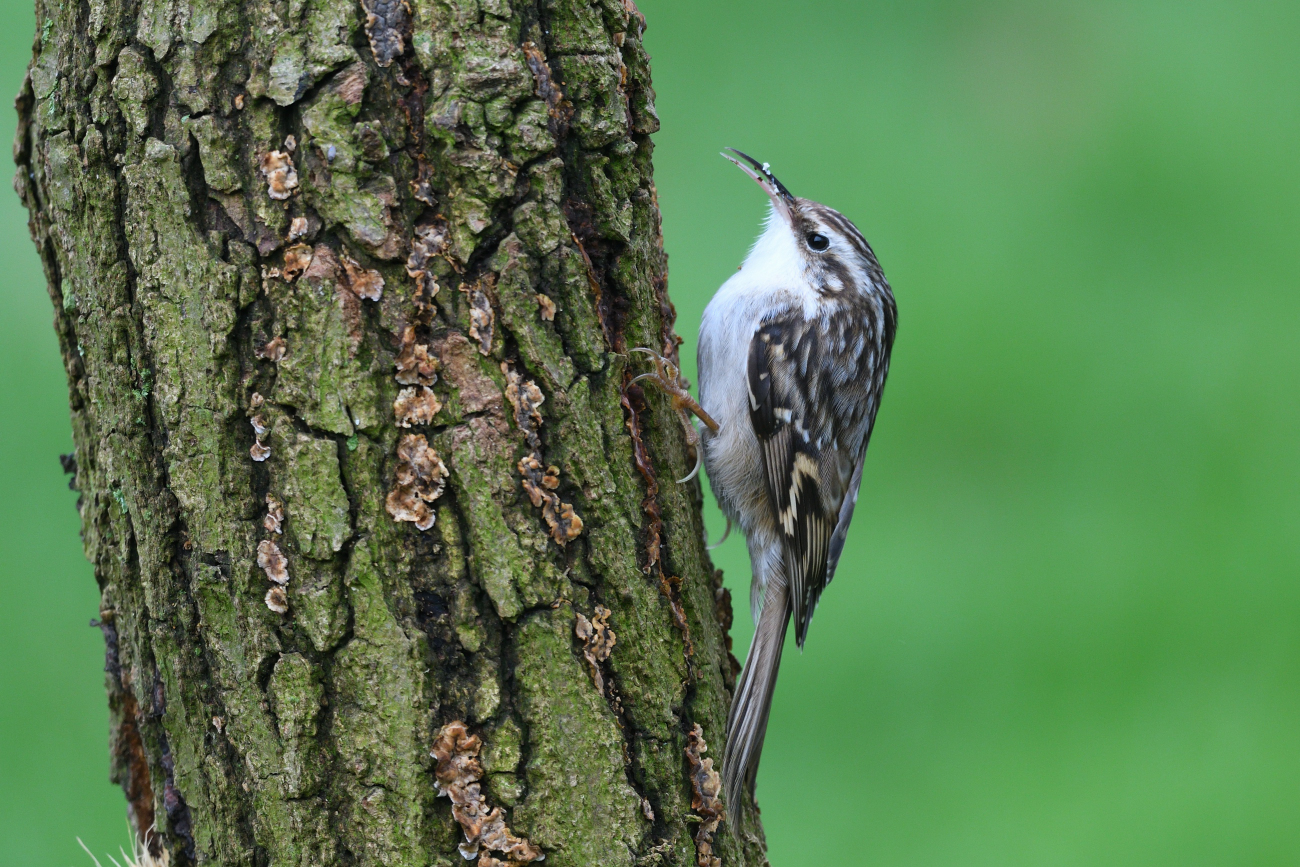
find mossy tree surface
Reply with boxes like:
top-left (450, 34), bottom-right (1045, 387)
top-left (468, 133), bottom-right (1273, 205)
top-left (15, 0), bottom-right (768, 864)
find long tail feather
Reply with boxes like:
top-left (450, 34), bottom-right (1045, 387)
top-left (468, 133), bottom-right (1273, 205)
top-left (722, 581), bottom-right (790, 825)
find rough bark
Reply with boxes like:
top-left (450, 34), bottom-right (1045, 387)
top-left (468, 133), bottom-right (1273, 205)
top-left (14, 0), bottom-right (769, 864)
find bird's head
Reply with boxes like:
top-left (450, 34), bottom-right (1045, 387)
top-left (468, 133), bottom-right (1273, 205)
top-left (723, 148), bottom-right (886, 296)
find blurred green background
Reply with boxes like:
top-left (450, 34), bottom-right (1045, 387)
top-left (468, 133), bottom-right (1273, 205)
top-left (3, 0), bottom-right (1298, 864)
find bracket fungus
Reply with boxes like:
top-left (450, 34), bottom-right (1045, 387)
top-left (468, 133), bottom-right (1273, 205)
top-left (282, 244), bottom-right (313, 281)
top-left (395, 327), bottom-right (439, 386)
top-left (460, 277), bottom-right (496, 356)
top-left (385, 433), bottom-right (447, 531)
top-left (575, 605), bottom-right (616, 696)
top-left (264, 494), bottom-right (284, 535)
top-left (394, 386), bottom-right (442, 428)
top-left (685, 724), bottom-right (724, 867)
top-left (505, 364), bottom-right (583, 545)
top-left (264, 586), bottom-right (289, 615)
top-left (433, 721), bottom-right (543, 866)
top-left (259, 150), bottom-right (299, 201)
top-left (256, 540), bottom-right (289, 585)
top-left (342, 255), bottom-right (384, 301)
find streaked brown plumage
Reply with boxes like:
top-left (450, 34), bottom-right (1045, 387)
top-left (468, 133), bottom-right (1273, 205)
top-left (698, 151), bottom-right (897, 820)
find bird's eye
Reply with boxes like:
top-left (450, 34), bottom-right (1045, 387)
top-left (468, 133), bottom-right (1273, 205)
top-left (806, 232), bottom-right (830, 251)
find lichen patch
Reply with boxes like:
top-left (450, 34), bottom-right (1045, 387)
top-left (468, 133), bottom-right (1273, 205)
top-left (385, 433), bottom-right (447, 531)
top-left (433, 721), bottom-right (543, 866)
top-left (575, 605), bottom-right (616, 695)
top-left (393, 386), bottom-right (441, 428)
top-left (260, 150), bottom-right (299, 200)
top-left (257, 540), bottom-right (289, 585)
top-left (685, 724), bottom-right (724, 867)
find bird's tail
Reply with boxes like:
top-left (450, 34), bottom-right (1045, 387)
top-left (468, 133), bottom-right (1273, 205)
top-left (722, 580), bottom-right (790, 825)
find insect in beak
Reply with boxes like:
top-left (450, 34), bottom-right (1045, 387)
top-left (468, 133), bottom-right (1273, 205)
top-left (722, 147), bottom-right (795, 224)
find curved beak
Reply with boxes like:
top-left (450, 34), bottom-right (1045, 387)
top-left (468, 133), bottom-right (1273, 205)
top-left (722, 147), bottom-right (795, 224)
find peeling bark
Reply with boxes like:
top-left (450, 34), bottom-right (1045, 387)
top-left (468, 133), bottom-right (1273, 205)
top-left (16, 0), bottom-right (768, 864)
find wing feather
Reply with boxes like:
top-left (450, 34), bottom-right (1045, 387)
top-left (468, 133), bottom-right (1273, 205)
top-left (748, 318), bottom-right (839, 646)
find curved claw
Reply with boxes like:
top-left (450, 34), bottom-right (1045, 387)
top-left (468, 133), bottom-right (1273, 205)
top-left (627, 347), bottom-right (660, 357)
top-left (676, 444), bottom-right (703, 484)
top-left (706, 516), bottom-right (733, 550)
top-left (630, 371), bottom-right (659, 385)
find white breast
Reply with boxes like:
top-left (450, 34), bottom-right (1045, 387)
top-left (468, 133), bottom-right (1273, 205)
top-left (697, 209), bottom-right (819, 536)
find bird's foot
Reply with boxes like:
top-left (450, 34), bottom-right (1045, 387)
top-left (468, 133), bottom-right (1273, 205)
top-left (627, 348), bottom-right (718, 483)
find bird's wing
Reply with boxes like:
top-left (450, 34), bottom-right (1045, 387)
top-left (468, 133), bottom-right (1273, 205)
top-left (825, 457), bottom-right (865, 587)
top-left (748, 312), bottom-right (858, 647)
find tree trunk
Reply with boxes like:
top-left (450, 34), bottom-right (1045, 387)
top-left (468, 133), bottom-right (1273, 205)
top-left (14, 0), bottom-right (768, 864)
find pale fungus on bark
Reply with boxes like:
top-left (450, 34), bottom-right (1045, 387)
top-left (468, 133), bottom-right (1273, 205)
top-left (264, 586), bottom-right (289, 615)
top-left (405, 221), bottom-right (446, 304)
top-left (394, 327), bottom-right (439, 386)
top-left (341, 255), bottom-right (384, 301)
top-left (433, 721), bottom-right (543, 866)
top-left (256, 540), bottom-right (289, 585)
top-left (385, 433), bottom-right (447, 531)
top-left (536, 292), bottom-right (557, 322)
top-left (519, 455), bottom-right (584, 545)
top-left (259, 150), bottom-right (299, 201)
top-left (502, 365), bottom-right (545, 435)
top-left (461, 276), bottom-right (496, 355)
top-left (393, 385), bottom-right (442, 428)
top-left (282, 243), bottom-right (313, 281)
top-left (504, 363), bottom-right (584, 545)
top-left (686, 725), bottom-right (725, 867)
top-left (250, 414), bottom-right (272, 462)
top-left (360, 0), bottom-right (411, 68)
top-left (255, 336), bottom-right (286, 362)
top-left (264, 494), bottom-right (284, 535)
top-left (575, 605), bottom-right (616, 696)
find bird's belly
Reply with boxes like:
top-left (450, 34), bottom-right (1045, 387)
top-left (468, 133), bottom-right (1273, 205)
top-left (697, 283), bottom-right (791, 542)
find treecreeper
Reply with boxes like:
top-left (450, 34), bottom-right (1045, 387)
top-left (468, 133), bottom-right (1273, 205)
top-left (634, 148), bottom-right (898, 823)
top-left (15, 0), bottom-right (776, 865)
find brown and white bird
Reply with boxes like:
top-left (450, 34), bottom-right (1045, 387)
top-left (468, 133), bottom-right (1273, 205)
top-left (690, 150), bottom-right (898, 820)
